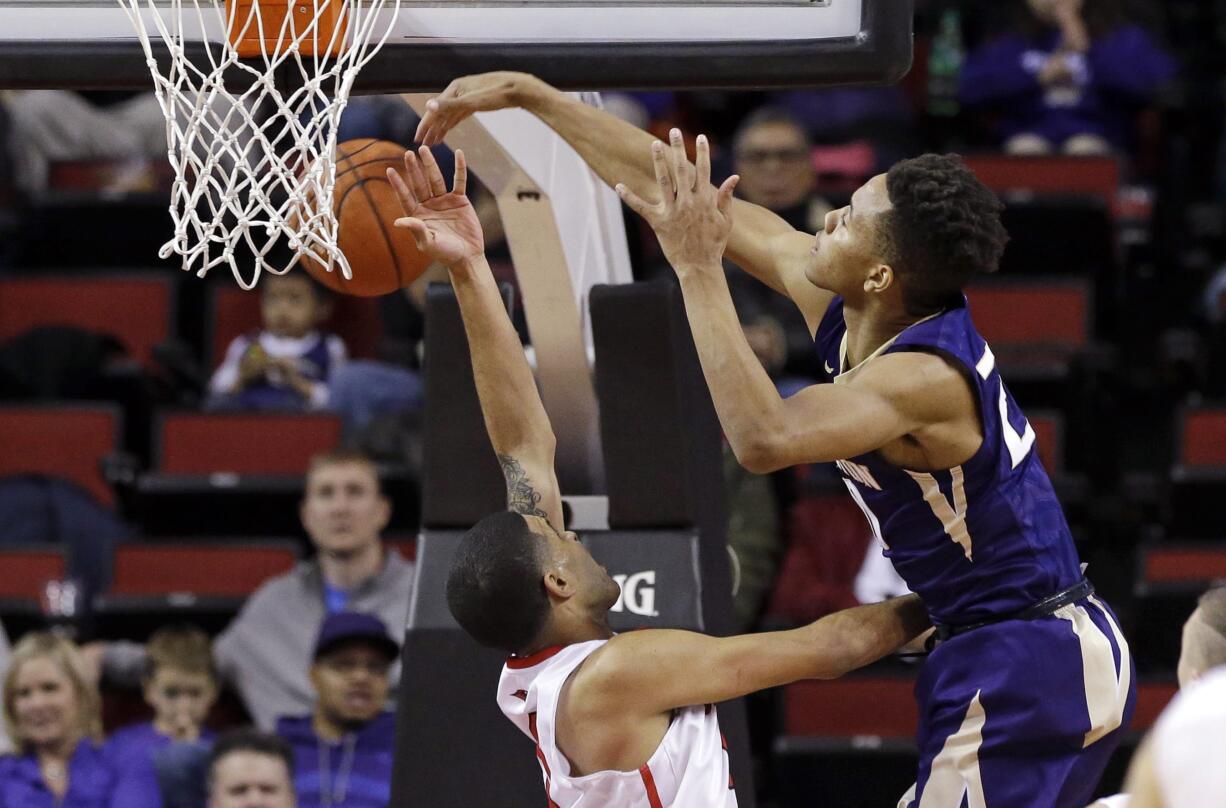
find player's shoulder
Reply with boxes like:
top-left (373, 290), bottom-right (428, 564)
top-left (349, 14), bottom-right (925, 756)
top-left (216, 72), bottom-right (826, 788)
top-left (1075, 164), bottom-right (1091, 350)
top-left (850, 350), bottom-right (975, 421)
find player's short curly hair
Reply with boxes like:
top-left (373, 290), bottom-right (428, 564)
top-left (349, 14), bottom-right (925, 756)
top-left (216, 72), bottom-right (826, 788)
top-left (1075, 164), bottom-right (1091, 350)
top-left (447, 511), bottom-right (551, 654)
top-left (878, 154), bottom-right (1009, 316)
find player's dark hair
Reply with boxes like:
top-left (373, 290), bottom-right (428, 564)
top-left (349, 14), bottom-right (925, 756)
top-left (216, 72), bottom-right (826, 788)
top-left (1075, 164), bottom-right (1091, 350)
top-left (879, 153), bottom-right (1009, 316)
top-left (207, 729), bottom-right (294, 787)
top-left (447, 511), bottom-right (551, 654)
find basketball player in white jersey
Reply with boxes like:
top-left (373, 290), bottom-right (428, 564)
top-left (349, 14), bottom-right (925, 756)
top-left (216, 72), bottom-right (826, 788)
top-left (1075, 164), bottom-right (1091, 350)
top-left (385, 145), bottom-right (930, 807)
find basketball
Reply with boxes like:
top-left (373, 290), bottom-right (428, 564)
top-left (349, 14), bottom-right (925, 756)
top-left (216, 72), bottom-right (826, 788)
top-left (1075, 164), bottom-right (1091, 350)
top-left (303, 138), bottom-right (431, 297)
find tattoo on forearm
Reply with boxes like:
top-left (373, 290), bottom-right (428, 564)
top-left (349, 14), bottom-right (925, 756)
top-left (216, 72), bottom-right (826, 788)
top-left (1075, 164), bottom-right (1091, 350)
top-left (498, 454), bottom-right (549, 517)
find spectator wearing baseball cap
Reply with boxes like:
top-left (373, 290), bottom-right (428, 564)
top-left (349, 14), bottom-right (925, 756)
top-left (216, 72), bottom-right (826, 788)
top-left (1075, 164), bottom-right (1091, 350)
top-left (275, 612), bottom-right (399, 808)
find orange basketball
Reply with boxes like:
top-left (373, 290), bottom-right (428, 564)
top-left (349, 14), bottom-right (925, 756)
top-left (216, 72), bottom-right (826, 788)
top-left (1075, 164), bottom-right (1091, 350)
top-left (304, 138), bottom-right (431, 297)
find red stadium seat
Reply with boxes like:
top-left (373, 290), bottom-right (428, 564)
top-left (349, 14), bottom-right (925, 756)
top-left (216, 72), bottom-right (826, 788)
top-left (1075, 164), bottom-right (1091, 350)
top-left (208, 284), bottom-right (384, 366)
top-left (109, 542), bottom-right (298, 598)
top-left (0, 547), bottom-right (67, 602)
top-left (1177, 407), bottom-right (1226, 467)
top-left (783, 677), bottom-right (918, 739)
top-left (1131, 681), bottom-right (1178, 732)
top-left (1028, 411), bottom-right (1064, 475)
top-left (0, 405), bottom-right (120, 505)
top-left (1139, 544), bottom-right (1226, 587)
top-left (962, 155), bottom-right (1120, 214)
top-left (156, 412), bottom-right (342, 475)
top-left (0, 276), bottom-right (172, 367)
top-left (966, 281), bottom-right (1090, 350)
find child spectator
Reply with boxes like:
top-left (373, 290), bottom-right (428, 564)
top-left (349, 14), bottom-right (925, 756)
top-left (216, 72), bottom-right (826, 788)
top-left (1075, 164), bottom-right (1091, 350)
top-left (104, 626), bottom-right (217, 782)
top-left (207, 273), bottom-right (347, 412)
top-left (960, 0), bottom-right (1176, 156)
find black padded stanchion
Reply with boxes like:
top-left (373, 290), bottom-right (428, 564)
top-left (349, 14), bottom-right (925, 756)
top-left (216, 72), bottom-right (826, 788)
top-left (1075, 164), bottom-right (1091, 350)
top-left (420, 283), bottom-right (508, 527)
top-left (590, 281), bottom-right (756, 806)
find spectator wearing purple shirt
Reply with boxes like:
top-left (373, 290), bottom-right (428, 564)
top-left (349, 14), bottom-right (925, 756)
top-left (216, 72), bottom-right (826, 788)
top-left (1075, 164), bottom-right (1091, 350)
top-left (0, 633), bottom-right (160, 808)
top-left (960, 0), bottom-right (1176, 156)
top-left (105, 627), bottom-right (218, 789)
top-left (275, 613), bottom-right (398, 808)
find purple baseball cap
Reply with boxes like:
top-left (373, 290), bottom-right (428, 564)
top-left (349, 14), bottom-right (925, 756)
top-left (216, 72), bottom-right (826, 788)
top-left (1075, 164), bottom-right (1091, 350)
top-left (313, 612), bottom-right (400, 662)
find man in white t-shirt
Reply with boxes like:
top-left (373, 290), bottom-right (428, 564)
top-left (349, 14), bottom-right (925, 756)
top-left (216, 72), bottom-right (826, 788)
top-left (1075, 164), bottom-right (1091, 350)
top-left (384, 142), bottom-right (930, 807)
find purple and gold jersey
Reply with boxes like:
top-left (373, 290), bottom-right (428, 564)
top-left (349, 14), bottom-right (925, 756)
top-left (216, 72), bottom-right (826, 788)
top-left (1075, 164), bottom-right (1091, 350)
top-left (815, 295), bottom-right (1083, 626)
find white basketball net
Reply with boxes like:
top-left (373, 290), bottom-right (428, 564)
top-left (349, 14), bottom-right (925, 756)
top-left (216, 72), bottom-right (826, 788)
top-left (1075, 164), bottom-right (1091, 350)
top-left (116, 0), bottom-right (400, 289)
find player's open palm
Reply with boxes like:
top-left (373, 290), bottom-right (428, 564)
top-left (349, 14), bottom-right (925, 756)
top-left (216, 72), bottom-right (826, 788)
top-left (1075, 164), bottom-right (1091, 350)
top-left (415, 71), bottom-right (538, 146)
top-left (617, 128), bottom-right (739, 274)
top-left (388, 147), bottom-right (485, 267)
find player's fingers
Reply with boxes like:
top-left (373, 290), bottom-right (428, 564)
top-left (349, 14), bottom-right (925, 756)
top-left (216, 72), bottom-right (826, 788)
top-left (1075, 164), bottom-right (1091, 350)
top-left (393, 216), bottom-right (435, 249)
top-left (669, 128), bottom-right (693, 192)
top-left (615, 183), bottom-right (655, 222)
top-left (695, 134), bottom-right (712, 190)
top-left (717, 175), bottom-right (739, 215)
top-left (651, 141), bottom-right (674, 205)
top-left (453, 149), bottom-right (468, 197)
top-left (386, 165), bottom-right (419, 214)
top-left (418, 145), bottom-right (448, 197)
top-left (403, 150), bottom-right (432, 202)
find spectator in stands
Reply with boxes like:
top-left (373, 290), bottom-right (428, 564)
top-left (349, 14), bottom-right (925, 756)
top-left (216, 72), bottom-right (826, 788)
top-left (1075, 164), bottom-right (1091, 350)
top-left (0, 633), bottom-right (159, 808)
top-left (207, 273), bottom-right (347, 413)
top-left (100, 449), bottom-right (414, 731)
top-left (276, 613), bottom-right (397, 808)
top-left (960, 0), bottom-right (1176, 156)
top-left (105, 626), bottom-right (217, 782)
top-left (727, 107), bottom-right (828, 383)
top-left (207, 729), bottom-right (296, 808)
top-left (2, 91), bottom-right (164, 196)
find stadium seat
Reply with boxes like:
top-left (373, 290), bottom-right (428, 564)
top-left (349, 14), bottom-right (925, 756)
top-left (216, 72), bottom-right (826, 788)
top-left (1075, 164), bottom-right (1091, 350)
top-left (94, 540), bottom-right (299, 639)
top-left (208, 284), bottom-right (383, 366)
top-left (0, 546), bottom-right (67, 603)
top-left (0, 405), bottom-right (120, 506)
top-left (1131, 541), bottom-right (1226, 673)
top-left (0, 275), bottom-right (173, 367)
top-left (962, 155), bottom-right (1120, 214)
top-left (782, 676), bottom-right (918, 739)
top-left (155, 412), bottom-right (342, 475)
top-left (1166, 406), bottom-right (1226, 539)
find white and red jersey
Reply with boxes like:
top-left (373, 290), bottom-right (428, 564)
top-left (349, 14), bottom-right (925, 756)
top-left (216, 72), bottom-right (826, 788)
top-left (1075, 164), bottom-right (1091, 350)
top-left (497, 639), bottom-right (739, 808)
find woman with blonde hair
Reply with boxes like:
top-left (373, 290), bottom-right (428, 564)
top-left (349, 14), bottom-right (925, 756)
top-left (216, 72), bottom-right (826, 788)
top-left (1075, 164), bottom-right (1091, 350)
top-left (0, 632), bottom-right (160, 807)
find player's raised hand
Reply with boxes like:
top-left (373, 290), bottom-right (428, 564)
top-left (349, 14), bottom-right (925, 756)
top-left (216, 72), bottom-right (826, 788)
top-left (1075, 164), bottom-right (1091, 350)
top-left (415, 71), bottom-right (543, 146)
top-left (616, 128), bottom-right (739, 274)
top-left (388, 147), bottom-right (485, 267)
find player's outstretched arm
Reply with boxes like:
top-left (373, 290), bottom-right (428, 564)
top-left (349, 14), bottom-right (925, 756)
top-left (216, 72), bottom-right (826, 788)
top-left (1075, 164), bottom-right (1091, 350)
top-left (413, 72), bottom-right (832, 334)
top-left (387, 146), bottom-right (564, 530)
top-left (577, 595), bottom-right (929, 716)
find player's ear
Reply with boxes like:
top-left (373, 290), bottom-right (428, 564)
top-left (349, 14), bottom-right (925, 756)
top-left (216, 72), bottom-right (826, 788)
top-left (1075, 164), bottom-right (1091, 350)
top-left (864, 263), bottom-right (893, 295)
top-left (543, 569), bottom-right (574, 601)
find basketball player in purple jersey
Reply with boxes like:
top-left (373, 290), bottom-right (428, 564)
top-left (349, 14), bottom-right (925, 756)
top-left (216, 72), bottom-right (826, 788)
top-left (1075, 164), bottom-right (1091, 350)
top-left (385, 143), bottom-right (930, 808)
top-left (415, 73), bottom-right (1136, 807)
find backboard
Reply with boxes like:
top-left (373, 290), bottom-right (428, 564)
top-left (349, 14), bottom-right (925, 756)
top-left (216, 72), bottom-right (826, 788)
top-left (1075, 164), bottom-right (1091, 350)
top-left (0, 0), bottom-right (911, 91)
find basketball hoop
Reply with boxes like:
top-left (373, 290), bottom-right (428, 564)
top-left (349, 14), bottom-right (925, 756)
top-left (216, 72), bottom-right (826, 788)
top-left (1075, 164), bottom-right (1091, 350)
top-left (116, 0), bottom-right (400, 289)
